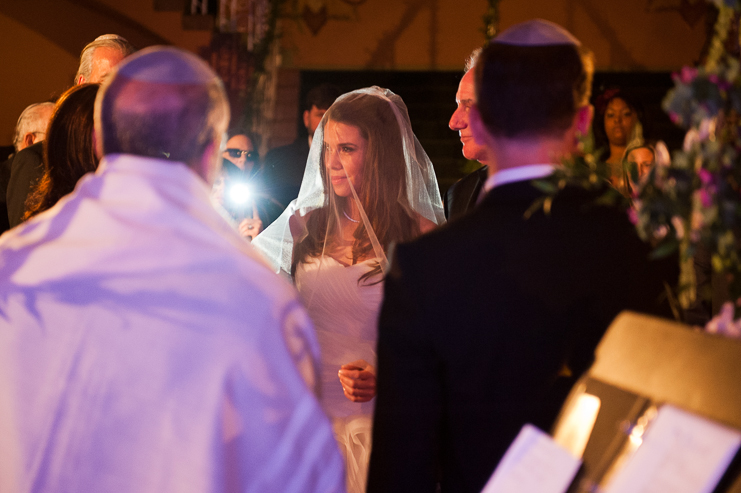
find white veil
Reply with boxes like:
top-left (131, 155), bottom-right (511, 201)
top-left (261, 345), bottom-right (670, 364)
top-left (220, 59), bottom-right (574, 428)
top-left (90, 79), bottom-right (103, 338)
top-left (253, 86), bottom-right (445, 280)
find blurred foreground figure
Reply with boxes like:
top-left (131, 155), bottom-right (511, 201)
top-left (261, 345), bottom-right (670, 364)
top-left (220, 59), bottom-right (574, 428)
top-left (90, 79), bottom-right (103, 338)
top-left (0, 46), bottom-right (344, 493)
top-left (368, 19), bottom-right (677, 493)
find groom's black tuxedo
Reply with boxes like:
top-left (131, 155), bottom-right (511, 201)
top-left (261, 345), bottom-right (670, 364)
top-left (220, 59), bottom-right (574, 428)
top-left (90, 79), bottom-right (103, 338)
top-left (367, 179), bottom-right (677, 493)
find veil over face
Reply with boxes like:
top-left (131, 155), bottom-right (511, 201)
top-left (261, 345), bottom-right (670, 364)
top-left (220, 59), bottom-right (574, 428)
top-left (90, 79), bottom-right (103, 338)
top-left (253, 86), bottom-right (445, 279)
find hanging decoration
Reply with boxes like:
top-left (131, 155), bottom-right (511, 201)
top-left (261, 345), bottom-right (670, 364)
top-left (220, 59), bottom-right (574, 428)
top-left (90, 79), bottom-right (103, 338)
top-left (647, 0), bottom-right (709, 28)
top-left (483, 0), bottom-right (501, 40)
top-left (302, 1), bottom-right (329, 35)
top-left (284, 0), bottom-right (363, 36)
top-left (200, 0), bottom-right (285, 135)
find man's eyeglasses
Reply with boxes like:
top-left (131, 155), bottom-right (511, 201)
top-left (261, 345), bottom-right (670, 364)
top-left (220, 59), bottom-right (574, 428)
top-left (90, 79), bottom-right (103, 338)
top-left (225, 149), bottom-right (258, 160)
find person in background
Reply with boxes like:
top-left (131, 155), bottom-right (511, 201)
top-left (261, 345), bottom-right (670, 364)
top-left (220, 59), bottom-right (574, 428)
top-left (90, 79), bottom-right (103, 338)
top-left (75, 34), bottom-right (135, 85)
top-left (625, 142), bottom-right (655, 178)
top-left (24, 84), bottom-right (100, 220)
top-left (445, 48), bottom-right (494, 220)
top-left (593, 87), bottom-right (644, 186)
top-left (0, 46), bottom-right (344, 493)
top-left (12, 102), bottom-right (55, 154)
top-left (263, 83), bottom-right (342, 211)
top-left (7, 34), bottom-right (134, 228)
top-left (3, 102), bottom-right (56, 230)
top-left (215, 129), bottom-right (281, 239)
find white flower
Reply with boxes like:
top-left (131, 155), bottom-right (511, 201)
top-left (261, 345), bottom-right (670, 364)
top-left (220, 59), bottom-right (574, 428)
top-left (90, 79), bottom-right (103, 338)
top-left (671, 216), bottom-right (685, 239)
top-left (654, 225), bottom-right (669, 240)
top-left (705, 302), bottom-right (741, 338)
top-left (655, 141), bottom-right (671, 166)
top-left (683, 129), bottom-right (700, 153)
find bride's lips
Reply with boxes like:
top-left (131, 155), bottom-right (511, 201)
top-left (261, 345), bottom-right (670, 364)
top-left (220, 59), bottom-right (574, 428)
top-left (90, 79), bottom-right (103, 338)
top-left (331, 175), bottom-right (347, 184)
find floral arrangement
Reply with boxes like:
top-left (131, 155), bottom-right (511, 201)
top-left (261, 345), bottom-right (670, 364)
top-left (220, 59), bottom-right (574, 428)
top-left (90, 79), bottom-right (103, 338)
top-left (534, 1), bottom-right (741, 317)
top-left (633, 0), bottom-right (741, 311)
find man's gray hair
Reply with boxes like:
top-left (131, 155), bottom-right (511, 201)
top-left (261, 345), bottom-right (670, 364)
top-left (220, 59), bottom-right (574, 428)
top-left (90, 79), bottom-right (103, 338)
top-left (76, 34), bottom-right (135, 83)
top-left (464, 48), bottom-right (482, 73)
top-left (13, 102), bottom-right (55, 151)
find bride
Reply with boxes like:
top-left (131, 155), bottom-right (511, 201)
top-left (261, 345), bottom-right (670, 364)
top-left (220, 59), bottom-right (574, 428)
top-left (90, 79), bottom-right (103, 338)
top-left (253, 86), bottom-right (445, 492)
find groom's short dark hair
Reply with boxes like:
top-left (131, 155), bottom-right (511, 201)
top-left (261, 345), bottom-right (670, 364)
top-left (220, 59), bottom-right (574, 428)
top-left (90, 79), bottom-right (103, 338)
top-left (475, 42), bottom-right (593, 139)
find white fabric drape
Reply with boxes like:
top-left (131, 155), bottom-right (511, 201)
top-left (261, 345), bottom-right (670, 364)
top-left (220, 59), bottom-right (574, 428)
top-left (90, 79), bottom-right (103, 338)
top-left (0, 154), bottom-right (345, 493)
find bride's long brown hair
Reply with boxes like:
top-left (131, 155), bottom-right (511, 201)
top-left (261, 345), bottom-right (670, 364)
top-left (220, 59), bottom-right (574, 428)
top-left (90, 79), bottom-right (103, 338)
top-left (291, 92), bottom-right (421, 282)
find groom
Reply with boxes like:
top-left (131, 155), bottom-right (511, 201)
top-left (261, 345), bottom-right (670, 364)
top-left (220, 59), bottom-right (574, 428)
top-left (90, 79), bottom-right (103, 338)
top-left (367, 19), bottom-right (677, 493)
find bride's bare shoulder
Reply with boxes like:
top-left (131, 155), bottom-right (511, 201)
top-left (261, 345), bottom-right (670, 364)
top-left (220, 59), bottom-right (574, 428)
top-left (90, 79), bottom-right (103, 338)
top-left (418, 214), bottom-right (438, 234)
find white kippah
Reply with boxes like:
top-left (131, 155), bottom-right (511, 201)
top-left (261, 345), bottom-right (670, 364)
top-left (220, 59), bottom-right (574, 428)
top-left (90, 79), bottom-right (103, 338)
top-left (494, 19), bottom-right (580, 47)
top-left (114, 46), bottom-right (217, 85)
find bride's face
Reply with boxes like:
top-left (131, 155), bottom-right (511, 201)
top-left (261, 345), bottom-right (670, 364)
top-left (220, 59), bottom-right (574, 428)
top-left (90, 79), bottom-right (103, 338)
top-left (323, 120), bottom-right (368, 197)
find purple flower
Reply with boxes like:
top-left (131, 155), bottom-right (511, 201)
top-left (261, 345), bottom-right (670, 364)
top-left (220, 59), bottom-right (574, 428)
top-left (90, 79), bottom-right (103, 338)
top-left (679, 66), bottom-right (698, 84)
top-left (700, 188), bottom-right (713, 208)
top-left (628, 207), bottom-right (639, 225)
top-left (698, 168), bottom-right (713, 185)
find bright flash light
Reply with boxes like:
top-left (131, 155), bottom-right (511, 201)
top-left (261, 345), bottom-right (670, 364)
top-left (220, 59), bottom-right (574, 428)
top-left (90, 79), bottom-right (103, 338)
top-left (229, 182), bottom-right (251, 205)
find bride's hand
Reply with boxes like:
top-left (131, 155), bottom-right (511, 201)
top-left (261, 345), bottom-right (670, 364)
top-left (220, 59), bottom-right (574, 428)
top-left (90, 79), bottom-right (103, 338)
top-left (338, 360), bottom-right (376, 403)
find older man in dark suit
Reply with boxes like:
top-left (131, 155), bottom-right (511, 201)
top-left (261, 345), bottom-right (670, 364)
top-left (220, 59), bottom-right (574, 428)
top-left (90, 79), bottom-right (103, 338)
top-left (367, 19), bottom-right (677, 493)
top-left (444, 48), bottom-right (492, 220)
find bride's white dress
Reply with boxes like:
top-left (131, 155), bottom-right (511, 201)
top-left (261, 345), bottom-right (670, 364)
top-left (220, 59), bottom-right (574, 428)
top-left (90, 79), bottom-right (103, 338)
top-left (295, 256), bottom-right (383, 493)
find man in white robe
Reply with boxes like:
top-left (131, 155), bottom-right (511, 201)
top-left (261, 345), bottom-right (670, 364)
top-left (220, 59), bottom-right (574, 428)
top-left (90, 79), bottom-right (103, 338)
top-left (0, 46), bottom-right (345, 493)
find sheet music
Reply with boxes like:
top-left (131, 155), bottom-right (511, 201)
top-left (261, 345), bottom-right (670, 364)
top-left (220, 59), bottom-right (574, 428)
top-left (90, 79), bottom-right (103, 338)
top-left (481, 424), bottom-right (581, 493)
top-left (604, 404), bottom-right (741, 493)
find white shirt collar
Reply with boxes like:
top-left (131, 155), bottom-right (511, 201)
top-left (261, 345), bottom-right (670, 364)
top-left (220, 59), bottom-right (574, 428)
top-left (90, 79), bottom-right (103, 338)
top-left (483, 164), bottom-right (556, 192)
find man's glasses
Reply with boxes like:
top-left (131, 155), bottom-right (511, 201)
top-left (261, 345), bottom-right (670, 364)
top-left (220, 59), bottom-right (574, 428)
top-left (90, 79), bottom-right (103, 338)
top-left (225, 149), bottom-right (258, 160)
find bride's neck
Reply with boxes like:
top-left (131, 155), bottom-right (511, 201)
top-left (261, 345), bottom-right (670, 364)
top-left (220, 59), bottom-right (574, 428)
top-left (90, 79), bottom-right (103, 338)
top-left (343, 198), bottom-right (360, 221)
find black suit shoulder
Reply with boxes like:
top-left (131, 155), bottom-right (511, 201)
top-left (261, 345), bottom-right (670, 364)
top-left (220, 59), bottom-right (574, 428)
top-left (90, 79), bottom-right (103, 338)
top-left (7, 142), bottom-right (44, 228)
top-left (370, 180), bottom-right (678, 493)
top-left (263, 138), bottom-right (310, 209)
top-left (443, 165), bottom-right (488, 220)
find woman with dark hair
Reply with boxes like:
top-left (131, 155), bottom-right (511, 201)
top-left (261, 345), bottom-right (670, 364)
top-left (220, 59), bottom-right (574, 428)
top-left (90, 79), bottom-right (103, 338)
top-left (593, 87), bottom-right (644, 186)
top-left (254, 87), bottom-right (445, 493)
top-left (24, 84), bottom-right (99, 220)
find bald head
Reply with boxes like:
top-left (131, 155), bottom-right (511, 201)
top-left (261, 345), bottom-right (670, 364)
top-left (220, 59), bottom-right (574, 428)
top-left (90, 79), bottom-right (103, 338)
top-left (474, 19), bottom-right (593, 139)
top-left (95, 46), bottom-right (229, 181)
top-left (14, 102), bottom-right (55, 152)
top-left (76, 34), bottom-right (134, 85)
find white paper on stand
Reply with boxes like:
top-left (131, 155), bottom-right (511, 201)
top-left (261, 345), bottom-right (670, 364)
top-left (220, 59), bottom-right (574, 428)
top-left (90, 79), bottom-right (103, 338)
top-left (604, 404), bottom-right (741, 493)
top-left (480, 424), bottom-right (582, 493)
top-left (553, 392), bottom-right (601, 458)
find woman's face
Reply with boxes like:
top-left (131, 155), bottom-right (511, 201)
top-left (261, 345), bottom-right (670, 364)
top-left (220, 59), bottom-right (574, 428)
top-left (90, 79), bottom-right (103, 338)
top-left (323, 120), bottom-right (368, 197)
top-left (223, 134), bottom-right (255, 171)
top-left (604, 97), bottom-right (637, 147)
top-left (627, 147), bottom-right (654, 178)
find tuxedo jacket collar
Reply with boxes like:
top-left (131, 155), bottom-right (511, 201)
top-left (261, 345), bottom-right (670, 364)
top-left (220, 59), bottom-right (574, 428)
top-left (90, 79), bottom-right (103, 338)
top-left (479, 178), bottom-right (615, 212)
